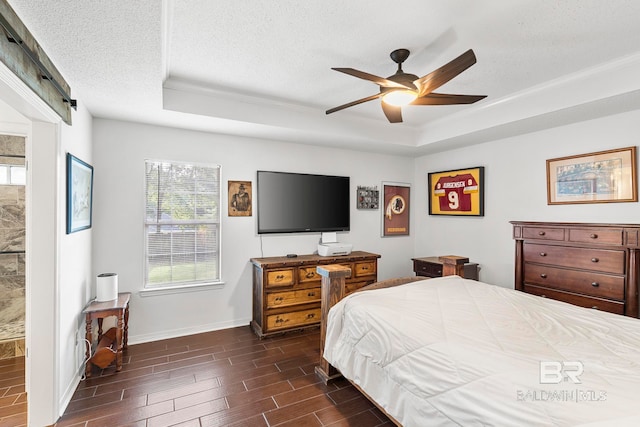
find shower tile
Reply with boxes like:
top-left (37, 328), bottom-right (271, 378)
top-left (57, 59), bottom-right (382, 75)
top-left (0, 228), bottom-right (24, 252)
top-left (0, 135), bottom-right (25, 156)
top-left (0, 254), bottom-right (18, 276)
top-left (0, 276), bottom-right (24, 296)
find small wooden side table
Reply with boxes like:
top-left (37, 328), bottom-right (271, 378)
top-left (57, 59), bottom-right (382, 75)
top-left (412, 256), bottom-right (479, 280)
top-left (83, 292), bottom-right (131, 377)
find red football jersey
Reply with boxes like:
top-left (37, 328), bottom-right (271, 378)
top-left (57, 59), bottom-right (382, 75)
top-left (434, 174), bottom-right (478, 211)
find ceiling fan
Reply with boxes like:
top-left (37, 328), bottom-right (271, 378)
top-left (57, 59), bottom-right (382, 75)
top-left (326, 48), bottom-right (486, 123)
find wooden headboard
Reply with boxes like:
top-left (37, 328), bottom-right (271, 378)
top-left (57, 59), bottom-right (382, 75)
top-left (511, 221), bottom-right (640, 318)
top-left (314, 256), bottom-right (469, 384)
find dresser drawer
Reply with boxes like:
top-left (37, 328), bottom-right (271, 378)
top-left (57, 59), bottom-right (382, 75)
top-left (522, 226), bottom-right (565, 241)
top-left (266, 288), bottom-right (320, 308)
top-left (523, 263), bottom-right (625, 300)
top-left (266, 308), bottom-right (321, 331)
top-left (297, 266), bottom-right (321, 284)
top-left (523, 285), bottom-right (624, 315)
top-left (413, 260), bottom-right (443, 277)
top-left (354, 261), bottom-right (376, 277)
top-left (266, 268), bottom-right (295, 287)
top-left (523, 243), bottom-right (625, 274)
top-left (568, 228), bottom-right (623, 246)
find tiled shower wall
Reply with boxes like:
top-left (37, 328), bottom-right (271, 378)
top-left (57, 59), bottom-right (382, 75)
top-left (0, 134), bottom-right (25, 360)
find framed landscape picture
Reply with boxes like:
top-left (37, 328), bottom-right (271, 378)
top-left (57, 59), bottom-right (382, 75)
top-left (428, 166), bottom-right (484, 216)
top-left (381, 182), bottom-right (410, 236)
top-left (66, 153), bottom-right (94, 234)
top-left (547, 146), bottom-right (637, 205)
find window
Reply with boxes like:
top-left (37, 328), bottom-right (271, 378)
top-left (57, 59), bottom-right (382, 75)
top-left (0, 164), bottom-right (26, 185)
top-left (144, 160), bottom-right (221, 289)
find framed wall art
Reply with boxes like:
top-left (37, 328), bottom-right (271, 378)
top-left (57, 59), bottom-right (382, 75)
top-left (66, 153), bottom-right (94, 234)
top-left (228, 180), bottom-right (252, 216)
top-left (381, 182), bottom-right (410, 236)
top-left (547, 146), bottom-right (637, 205)
top-left (357, 185), bottom-right (379, 209)
top-left (428, 166), bottom-right (484, 216)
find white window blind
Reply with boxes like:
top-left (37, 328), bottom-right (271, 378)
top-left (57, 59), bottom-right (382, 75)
top-left (144, 160), bottom-right (221, 288)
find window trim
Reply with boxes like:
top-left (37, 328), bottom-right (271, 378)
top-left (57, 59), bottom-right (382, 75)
top-left (143, 159), bottom-right (222, 291)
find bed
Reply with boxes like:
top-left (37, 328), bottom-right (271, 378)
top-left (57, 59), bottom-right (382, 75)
top-left (321, 274), bottom-right (640, 426)
top-left (317, 221), bottom-right (640, 426)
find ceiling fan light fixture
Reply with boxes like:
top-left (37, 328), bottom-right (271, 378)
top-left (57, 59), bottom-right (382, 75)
top-left (382, 89), bottom-right (418, 106)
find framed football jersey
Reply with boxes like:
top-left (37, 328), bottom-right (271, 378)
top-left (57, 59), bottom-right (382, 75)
top-left (428, 167), bottom-right (484, 216)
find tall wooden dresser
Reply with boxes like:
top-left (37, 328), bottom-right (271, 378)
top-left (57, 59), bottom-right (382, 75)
top-left (511, 221), bottom-right (640, 318)
top-left (250, 251), bottom-right (380, 338)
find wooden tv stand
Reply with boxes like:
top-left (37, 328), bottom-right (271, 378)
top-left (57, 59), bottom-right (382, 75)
top-left (250, 251), bottom-right (380, 338)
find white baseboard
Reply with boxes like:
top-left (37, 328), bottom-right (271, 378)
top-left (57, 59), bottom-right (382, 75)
top-left (127, 317), bottom-right (252, 345)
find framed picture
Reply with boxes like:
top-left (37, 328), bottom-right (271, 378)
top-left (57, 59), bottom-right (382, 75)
top-left (547, 146), bottom-right (637, 205)
top-left (228, 180), bottom-right (252, 216)
top-left (66, 153), bottom-right (94, 234)
top-left (357, 185), bottom-right (379, 209)
top-left (382, 182), bottom-right (410, 236)
top-left (428, 166), bottom-right (484, 216)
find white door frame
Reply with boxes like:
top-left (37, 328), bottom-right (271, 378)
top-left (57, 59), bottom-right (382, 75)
top-left (0, 60), bottom-right (62, 426)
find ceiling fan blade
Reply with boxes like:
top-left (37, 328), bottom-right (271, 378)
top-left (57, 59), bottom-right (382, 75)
top-left (412, 93), bottom-right (487, 105)
top-left (381, 103), bottom-right (402, 123)
top-left (414, 49), bottom-right (477, 97)
top-left (326, 93), bottom-right (383, 115)
top-left (332, 68), bottom-right (413, 89)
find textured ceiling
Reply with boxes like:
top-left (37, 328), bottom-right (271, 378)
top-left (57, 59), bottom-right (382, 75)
top-left (6, 0), bottom-right (640, 155)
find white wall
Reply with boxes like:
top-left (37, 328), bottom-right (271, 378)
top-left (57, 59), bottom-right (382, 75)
top-left (414, 109), bottom-right (640, 287)
top-left (57, 103), bottom-right (93, 412)
top-left (92, 119), bottom-right (416, 343)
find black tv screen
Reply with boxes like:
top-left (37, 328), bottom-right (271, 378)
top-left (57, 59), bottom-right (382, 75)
top-left (257, 171), bottom-right (350, 234)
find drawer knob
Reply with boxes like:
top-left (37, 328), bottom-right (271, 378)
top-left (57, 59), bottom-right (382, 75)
top-left (307, 292), bottom-right (315, 297)
top-left (591, 258), bottom-right (599, 263)
top-left (590, 234), bottom-right (598, 239)
top-left (539, 252), bottom-right (547, 257)
top-left (276, 275), bottom-right (284, 281)
top-left (538, 231), bottom-right (546, 236)
top-left (305, 272), bottom-right (315, 279)
top-left (591, 282), bottom-right (600, 287)
top-left (361, 266), bottom-right (369, 270)
top-left (307, 313), bottom-right (315, 319)
top-left (540, 273), bottom-right (547, 279)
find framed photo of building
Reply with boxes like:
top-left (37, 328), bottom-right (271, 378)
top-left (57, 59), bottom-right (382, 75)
top-left (547, 146), bottom-right (637, 204)
top-left (428, 167), bottom-right (484, 216)
top-left (66, 153), bottom-right (94, 233)
top-left (381, 182), bottom-right (410, 236)
top-left (228, 180), bottom-right (252, 216)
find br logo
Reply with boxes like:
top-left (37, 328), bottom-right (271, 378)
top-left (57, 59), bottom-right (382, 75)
top-left (539, 361), bottom-right (584, 384)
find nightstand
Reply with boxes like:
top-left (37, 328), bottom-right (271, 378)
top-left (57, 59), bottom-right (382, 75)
top-left (412, 256), bottom-right (479, 280)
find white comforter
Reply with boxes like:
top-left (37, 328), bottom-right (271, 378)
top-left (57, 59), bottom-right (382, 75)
top-left (324, 275), bottom-right (640, 426)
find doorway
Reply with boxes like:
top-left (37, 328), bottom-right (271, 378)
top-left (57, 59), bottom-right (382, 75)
top-left (0, 134), bottom-right (26, 359)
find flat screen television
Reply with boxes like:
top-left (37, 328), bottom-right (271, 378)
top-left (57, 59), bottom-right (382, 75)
top-left (257, 170), bottom-right (350, 234)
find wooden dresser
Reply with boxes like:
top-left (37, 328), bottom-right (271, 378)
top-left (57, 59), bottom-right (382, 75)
top-left (511, 221), bottom-right (640, 317)
top-left (250, 251), bottom-right (380, 338)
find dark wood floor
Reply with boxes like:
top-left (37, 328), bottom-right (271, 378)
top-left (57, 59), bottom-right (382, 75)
top-left (0, 355), bottom-right (26, 427)
top-left (2, 326), bottom-right (393, 427)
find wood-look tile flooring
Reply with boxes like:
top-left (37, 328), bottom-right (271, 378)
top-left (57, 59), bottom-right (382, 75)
top-left (0, 355), bottom-right (26, 426)
top-left (2, 326), bottom-right (393, 426)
